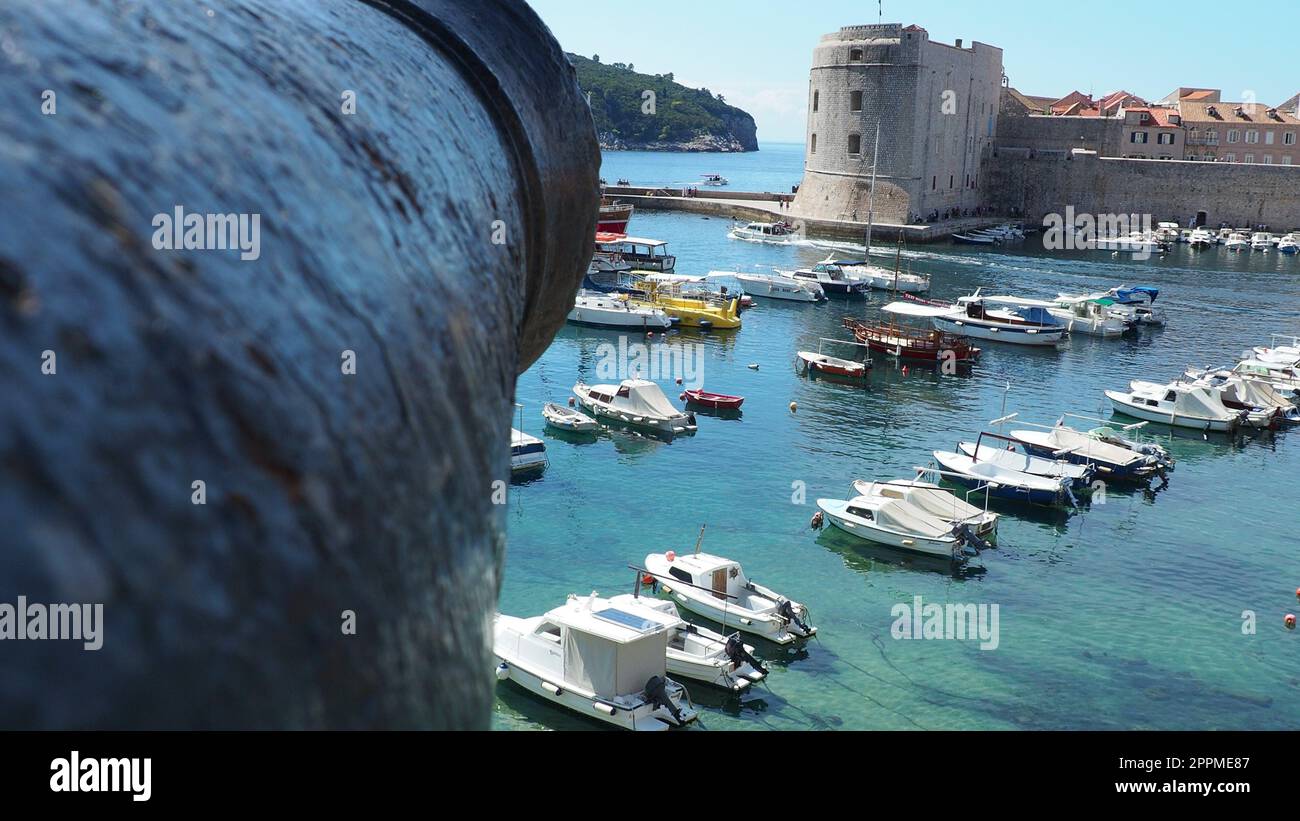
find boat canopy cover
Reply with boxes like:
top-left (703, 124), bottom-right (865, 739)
top-left (854, 497), bottom-right (952, 538)
top-left (883, 300), bottom-right (954, 318)
top-left (620, 379), bottom-right (683, 417)
top-left (1017, 306), bottom-right (1059, 326)
top-left (1112, 286), bottom-right (1159, 303)
top-left (1131, 383), bottom-right (1235, 419)
top-left (562, 626), bottom-right (668, 698)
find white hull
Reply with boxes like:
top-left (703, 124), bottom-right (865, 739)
top-left (1105, 391), bottom-right (1237, 431)
top-left (818, 501), bottom-right (960, 559)
top-left (932, 316), bottom-right (1066, 346)
top-left (729, 273), bottom-right (823, 302)
top-left (493, 653), bottom-right (689, 731)
top-left (567, 299), bottom-right (672, 330)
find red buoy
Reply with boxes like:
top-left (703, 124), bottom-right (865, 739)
top-left (642, 573), bottom-right (654, 586)
top-left (902, 365), bottom-right (909, 376)
top-left (1287, 614), bottom-right (1297, 630)
top-left (666, 550), bottom-right (676, 562)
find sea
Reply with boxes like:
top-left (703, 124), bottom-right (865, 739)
top-left (494, 141), bottom-right (1300, 730)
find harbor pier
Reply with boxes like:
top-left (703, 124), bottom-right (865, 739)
top-left (602, 186), bottom-right (1015, 244)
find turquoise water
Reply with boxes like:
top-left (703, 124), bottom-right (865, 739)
top-left (600, 141), bottom-right (807, 194)
top-left (494, 148), bottom-right (1300, 731)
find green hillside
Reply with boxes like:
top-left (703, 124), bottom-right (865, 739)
top-left (568, 53), bottom-right (758, 152)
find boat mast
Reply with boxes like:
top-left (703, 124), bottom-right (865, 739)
top-left (864, 120), bottom-right (880, 257)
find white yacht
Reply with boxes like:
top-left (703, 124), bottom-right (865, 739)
top-left (967, 292), bottom-right (1129, 337)
top-left (493, 594), bottom-right (698, 730)
top-left (818, 256), bottom-right (930, 293)
top-left (885, 295), bottom-right (1068, 346)
top-left (710, 271), bottom-right (823, 302)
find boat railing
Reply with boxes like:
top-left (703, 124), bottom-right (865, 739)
top-left (1267, 333), bottom-right (1300, 349)
top-left (817, 336), bottom-right (870, 358)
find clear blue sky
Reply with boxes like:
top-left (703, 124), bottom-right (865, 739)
top-left (527, 0), bottom-right (1298, 143)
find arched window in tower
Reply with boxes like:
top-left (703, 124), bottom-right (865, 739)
top-left (848, 133), bottom-right (861, 155)
top-left (813, 90), bottom-right (819, 113)
top-left (850, 91), bottom-right (863, 113)
top-left (811, 133), bottom-right (817, 154)
top-left (849, 48), bottom-right (863, 62)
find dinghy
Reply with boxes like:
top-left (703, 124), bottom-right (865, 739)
top-left (607, 594), bottom-right (766, 692)
top-left (573, 379), bottom-right (698, 435)
top-left (682, 389), bottom-right (744, 410)
top-left (955, 432), bottom-right (1095, 487)
top-left (1105, 380), bottom-right (1246, 432)
top-left (542, 402), bottom-right (599, 432)
top-left (643, 548), bottom-right (815, 644)
top-left (493, 594), bottom-right (698, 730)
top-left (816, 495), bottom-right (988, 560)
top-left (931, 450), bottom-right (1074, 506)
top-left (851, 479), bottom-right (998, 538)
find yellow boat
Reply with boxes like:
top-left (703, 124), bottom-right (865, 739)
top-left (631, 278), bottom-right (741, 330)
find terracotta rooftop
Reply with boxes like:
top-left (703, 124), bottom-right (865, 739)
top-left (1179, 101), bottom-right (1300, 125)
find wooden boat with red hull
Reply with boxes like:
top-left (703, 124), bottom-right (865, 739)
top-left (683, 389), bottom-right (745, 410)
top-left (598, 198), bottom-right (634, 234)
top-left (842, 317), bottom-right (980, 365)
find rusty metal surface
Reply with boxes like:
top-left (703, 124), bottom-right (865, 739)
top-left (0, 0), bottom-right (597, 728)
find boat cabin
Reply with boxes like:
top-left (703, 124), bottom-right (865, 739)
top-left (531, 598), bottom-right (673, 700)
top-left (595, 236), bottom-right (676, 272)
top-left (661, 552), bottom-right (753, 602)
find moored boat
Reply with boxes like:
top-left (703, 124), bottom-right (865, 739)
top-left (819, 255), bottom-right (930, 293)
top-left (573, 379), bottom-right (698, 435)
top-left (955, 432), bottom-right (1095, 487)
top-left (797, 350), bottom-right (869, 378)
top-left (715, 271), bottom-right (824, 302)
top-left (542, 402), bottom-right (599, 432)
top-left (682, 389), bottom-right (744, 410)
top-left (930, 450), bottom-right (1074, 506)
top-left (510, 427), bottom-right (548, 473)
top-left (597, 198), bottom-right (634, 234)
top-left (883, 296), bottom-right (1068, 347)
top-left (1007, 422), bottom-right (1171, 480)
top-left (1104, 380), bottom-right (1246, 432)
top-left (850, 478), bottom-right (998, 538)
top-left (816, 495), bottom-right (982, 560)
top-left (608, 594), bottom-right (766, 692)
top-left (842, 314), bottom-right (980, 365)
top-left (594, 234), bottom-right (676, 272)
top-left (778, 262), bottom-right (871, 297)
top-left (567, 290), bottom-right (673, 330)
top-left (644, 548), bottom-right (816, 644)
top-left (493, 594), bottom-right (698, 730)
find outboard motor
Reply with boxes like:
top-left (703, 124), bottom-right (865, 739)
top-left (777, 599), bottom-right (811, 636)
top-left (643, 676), bottom-right (683, 724)
top-left (953, 523), bottom-right (992, 555)
top-left (724, 635), bottom-right (768, 676)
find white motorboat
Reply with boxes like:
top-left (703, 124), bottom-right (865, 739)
top-left (816, 495), bottom-right (981, 560)
top-left (700, 173), bottom-right (729, 186)
top-left (567, 290), bottom-right (673, 330)
top-left (850, 478), bottom-right (998, 538)
top-left (1250, 232), bottom-right (1272, 251)
top-left (1058, 286), bottom-right (1165, 327)
top-left (573, 379), bottom-right (697, 435)
top-left (1008, 423), bottom-right (1170, 481)
top-left (971, 293), bottom-right (1129, 337)
top-left (1188, 360), bottom-right (1300, 400)
top-left (1223, 233), bottom-right (1249, 251)
top-left (1094, 232), bottom-right (1166, 253)
top-left (1278, 235), bottom-right (1298, 254)
top-left (1105, 380), bottom-right (1246, 431)
top-left (818, 256), bottom-right (930, 293)
top-left (493, 594), bottom-right (698, 731)
top-left (643, 550), bottom-right (816, 644)
top-left (542, 402), bottom-right (599, 432)
top-left (952, 232), bottom-right (998, 245)
top-left (510, 427), bottom-right (547, 473)
top-left (728, 221), bottom-right (799, 244)
top-left (1155, 222), bottom-right (1181, 243)
top-left (1250, 347), bottom-right (1300, 367)
top-left (1183, 371), bottom-right (1294, 426)
top-left (778, 262), bottom-right (871, 296)
top-left (594, 235), bottom-right (676, 272)
top-left (955, 435), bottom-right (1095, 486)
top-left (930, 450), bottom-right (1074, 506)
top-left (711, 271), bottom-right (823, 302)
top-left (796, 350), bottom-right (869, 378)
top-left (885, 295), bottom-right (1068, 347)
top-left (1188, 227), bottom-right (1216, 248)
top-left (606, 594), bottom-right (766, 692)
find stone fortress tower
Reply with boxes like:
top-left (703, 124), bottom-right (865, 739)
top-left (793, 24), bottom-right (1004, 226)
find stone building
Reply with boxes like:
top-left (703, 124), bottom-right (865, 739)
top-left (793, 24), bottom-right (1003, 224)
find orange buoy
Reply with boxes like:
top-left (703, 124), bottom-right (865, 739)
top-left (642, 573), bottom-right (655, 586)
top-left (1287, 614), bottom-right (1297, 630)
top-left (666, 550), bottom-right (676, 562)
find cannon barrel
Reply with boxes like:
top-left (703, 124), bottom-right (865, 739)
top-left (0, 0), bottom-right (598, 728)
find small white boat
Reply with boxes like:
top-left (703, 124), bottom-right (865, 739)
top-left (1188, 360), bottom-right (1300, 400)
top-left (973, 293), bottom-right (1129, 338)
top-left (851, 479), bottom-right (998, 538)
top-left (713, 271), bottom-right (823, 302)
top-left (573, 379), bottom-right (697, 435)
top-left (819, 256), bottom-right (930, 293)
top-left (796, 350), bottom-right (869, 378)
top-left (567, 290), bottom-right (673, 330)
top-left (542, 402), bottom-right (598, 432)
top-left (700, 173), bottom-right (729, 186)
top-left (510, 427), bottom-right (547, 473)
top-left (1105, 380), bottom-right (1245, 431)
top-left (817, 495), bottom-right (978, 559)
top-left (1183, 371), bottom-right (1295, 426)
top-left (931, 450), bottom-right (1074, 506)
top-left (1008, 424), bottom-right (1170, 481)
top-left (1224, 233), bottom-right (1249, 251)
top-left (1155, 222), bottom-right (1181, 243)
top-left (1277, 235), bottom-right (1298, 254)
top-left (1250, 232), bottom-right (1272, 251)
top-left (1188, 228), bottom-right (1216, 248)
top-left (1058, 286), bottom-right (1165, 327)
top-left (952, 232), bottom-right (997, 245)
top-left (778, 262), bottom-right (871, 296)
top-left (643, 550), bottom-right (815, 644)
top-left (1094, 232), bottom-right (1166, 253)
top-left (493, 594), bottom-right (698, 731)
top-left (728, 221), bottom-right (798, 244)
top-left (955, 437), bottom-right (1095, 486)
top-left (606, 594), bottom-right (766, 692)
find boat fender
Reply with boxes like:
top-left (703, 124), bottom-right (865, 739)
top-left (699, 320), bottom-right (713, 330)
top-left (724, 635), bottom-right (768, 675)
top-left (809, 511), bottom-right (823, 530)
top-left (789, 401), bottom-right (797, 413)
top-left (679, 393), bottom-right (687, 401)
top-left (643, 676), bottom-right (683, 724)
top-left (495, 662), bottom-right (510, 681)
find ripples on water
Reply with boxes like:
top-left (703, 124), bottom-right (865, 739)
top-left (497, 149), bottom-right (1300, 731)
